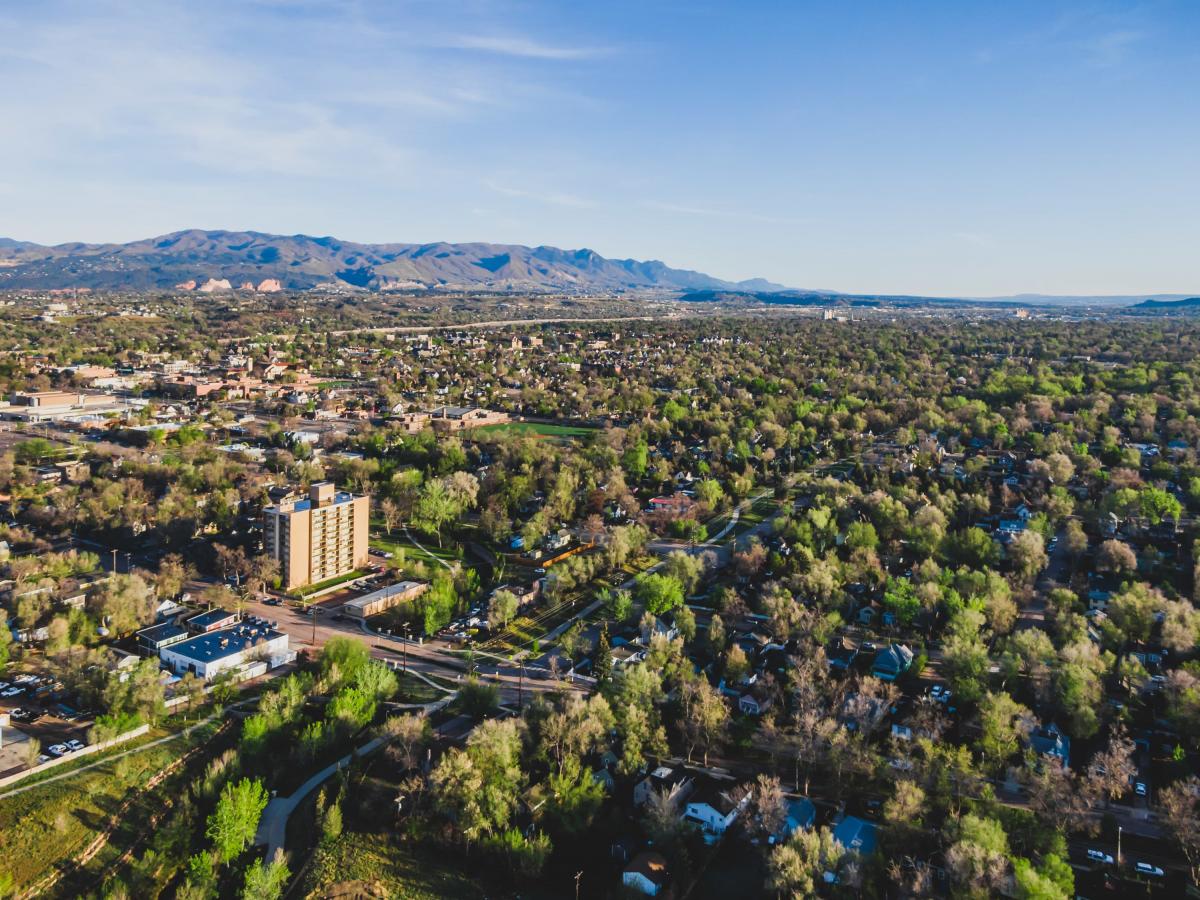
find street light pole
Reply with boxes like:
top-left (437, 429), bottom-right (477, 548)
top-left (1117, 825), bottom-right (1122, 868)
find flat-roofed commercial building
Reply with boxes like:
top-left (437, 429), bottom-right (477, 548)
top-left (341, 580), bottom-right (428, 619)
top-left (264, 482), bottom-right (370, 590)
top-left (159, 619), bottom-right (290, 680)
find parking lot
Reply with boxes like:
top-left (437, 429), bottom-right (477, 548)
top-left (0, 674), bottom-right (94, 777)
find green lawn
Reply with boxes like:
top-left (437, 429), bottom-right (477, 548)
top-left (371, 527), bottom-right (462, 565)
top-left (293, 567), bottom-right (371, 598)
top-left (471, 421), bottom-right (595, 441)
top-left (394, 671), bottom-right (448, 704)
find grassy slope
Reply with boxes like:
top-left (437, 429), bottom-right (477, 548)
top-left (301, 831), bottom-right (485, 899)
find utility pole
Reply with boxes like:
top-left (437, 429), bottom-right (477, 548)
top-left (518, 661), bottom-right (524, 711)
top-left (574, 870), bottom-right (583, 900)
top-left (1117, 825), bottom-right (1122, 869)
top-left (111, 548), bottom-right (117, 574)
top-left (310, 606), bottom-right (317, 646)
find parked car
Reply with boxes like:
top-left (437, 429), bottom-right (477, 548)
top-left (1087, 850), bottom-right (1115, 865)
top-left (1135, 862), bottom-right (1164, 877)
top-left (66, 739), bottom-right (85, 752)
top-left (1134, 781), bottom-right (1148, 797)
top-left (0, 687), bottom-right (22, 698)
top-left (47, 744), bottom-right (68, 757)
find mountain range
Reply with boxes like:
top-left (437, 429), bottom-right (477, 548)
top-left (0, 229), bottom-right (787, 294)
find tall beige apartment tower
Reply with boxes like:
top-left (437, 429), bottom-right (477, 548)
top-left (264, 482), bottom-right (370, 590)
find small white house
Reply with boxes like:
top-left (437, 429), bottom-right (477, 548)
top-left (683, 783), bottom-right (752, 837)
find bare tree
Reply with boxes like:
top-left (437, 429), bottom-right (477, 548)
top-left (1087, 725), bottom-right (1137, 802)
top-left (1160, 776), bottom-right (1200, 886)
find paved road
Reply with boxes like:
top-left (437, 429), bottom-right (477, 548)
top-left (238, 590), bottom-right (577, 705)
top-left (1017, 526), bottom-right (1070, 631)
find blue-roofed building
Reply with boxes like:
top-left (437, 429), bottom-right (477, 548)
top-left (832, 815), bottom-right (878, 855)
top-left (768, 797), bottom-right (817, 844)
top-left (159, 619), bottom-right (290, 680)
top-left (1028, 722), bottom-right (1071, 769)
top-left (871, 644), bottom-right (914, 682)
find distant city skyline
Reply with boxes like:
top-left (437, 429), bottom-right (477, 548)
top-left (1, 0), bottom-right (1197, 296)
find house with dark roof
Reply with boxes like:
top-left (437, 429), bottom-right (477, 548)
top-left (633, 765), bottom-right (694, 809)
top-left (137, 621), bottom-right (189, 654)
top-left (622, 851), bottom-right (670, 897)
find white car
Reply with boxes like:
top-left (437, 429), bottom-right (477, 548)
top-left (1135, 862), bottom-right (1164, 877)
top-left (47, 744), bottom-right (68, 757)
top-left (1087, 849), bottom-right (1114, 865)
top-left (65, 739), bottom-right (85, 752)
top-left (0, 688), bottom-right (21, 697)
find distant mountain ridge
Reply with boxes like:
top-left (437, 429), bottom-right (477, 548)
top-left (1131, 296), bottom-right (1200, 311)
top-left (0, 229), bottom-right (787, 293)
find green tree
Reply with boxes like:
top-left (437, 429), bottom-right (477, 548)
top-left (430, 718), bottom-right (525, 845)
top-left (541, 754), bottom-right (605, 836)
top-left (206, 777), bottom-right (269, 863)
top-left (883, 577), bottom-right (921, 626)
top-left (487, 589), bottom-right (520, 632)
top-left (319, 635), bottom-right (371, 687)
top-left (1013, 855), bottom-right (1073, 900)
top-left (942, 527), bottom-right (1000, 569)
top-left (766, 826), bottom-right (845, 897)
top-left (636, 572), bottom-right (684, 615)
top-left (241, 849), bottom-right (290, 900)
top-left (976, 691), bottom-right (1031, 772)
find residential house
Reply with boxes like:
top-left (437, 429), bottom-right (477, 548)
top-left (633, 765), bottom-right (694, 809)
top-left (832, 815), bottom-right (878, 855)
top-left (871, 644), bottom-right (914, 682)
top-left (622, 852), bottom-right (670, 897)
top-left (1028, 723), bottom-right (1071, 769)
top-left (682, 782), bottom-right (753, 838)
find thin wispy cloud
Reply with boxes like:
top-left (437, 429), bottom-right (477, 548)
top-left (445, 34), bottom-right (613, 60)
top-left (484, 181), bottom-right (597, 209)
top-left (975, 7), bottom-right (1150, 70)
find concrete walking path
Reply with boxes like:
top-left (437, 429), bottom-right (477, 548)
top-left (256, 736), bottom-right (385, 858)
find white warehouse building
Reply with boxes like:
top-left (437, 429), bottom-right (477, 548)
top-left (159, 619), bottom-right (291, 681)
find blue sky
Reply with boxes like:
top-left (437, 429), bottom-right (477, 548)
top-left (1, 0), bottom-right (1197, 295)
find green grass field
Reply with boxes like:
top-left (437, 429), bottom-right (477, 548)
top-left (471, 421), bottom-right (595, 441)
top-left (0, 720), bottom-right (221, 891)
